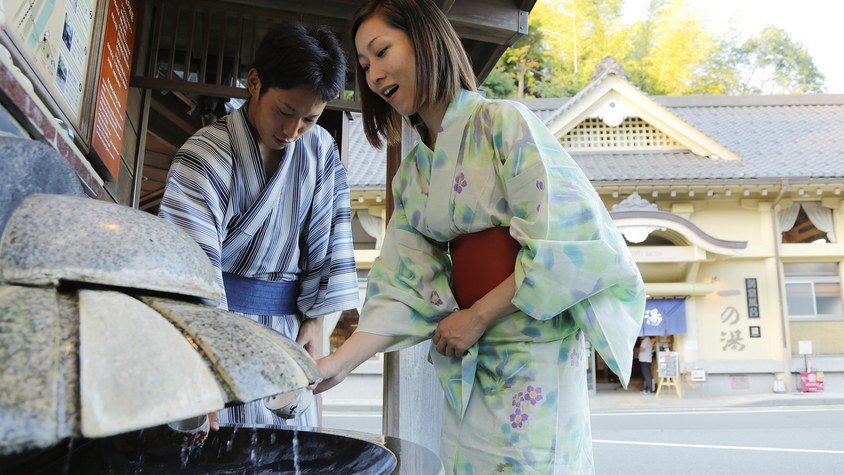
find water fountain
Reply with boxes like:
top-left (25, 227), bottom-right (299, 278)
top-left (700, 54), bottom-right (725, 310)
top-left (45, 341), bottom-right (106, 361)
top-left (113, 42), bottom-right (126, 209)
top-left (0, 193), bottom-right (443, 474)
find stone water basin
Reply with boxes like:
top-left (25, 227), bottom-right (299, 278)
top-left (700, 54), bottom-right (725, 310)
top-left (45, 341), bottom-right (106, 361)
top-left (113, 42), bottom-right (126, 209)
top-left (7, 424), bottom-right (444, 474)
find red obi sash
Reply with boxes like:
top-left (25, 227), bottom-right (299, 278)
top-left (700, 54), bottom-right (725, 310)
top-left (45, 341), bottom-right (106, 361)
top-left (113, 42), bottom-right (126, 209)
top-left (449, 226), bottom-right (522, 309)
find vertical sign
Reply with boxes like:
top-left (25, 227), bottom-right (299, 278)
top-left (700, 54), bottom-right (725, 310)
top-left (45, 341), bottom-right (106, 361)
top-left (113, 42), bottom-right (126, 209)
top-left (90, 0), bottom-right (135, 180)
top-left (745, 278), bottom-right (759, 318)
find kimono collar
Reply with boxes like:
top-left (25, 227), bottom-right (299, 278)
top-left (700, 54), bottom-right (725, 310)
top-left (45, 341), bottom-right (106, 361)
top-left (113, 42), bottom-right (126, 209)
top-left (228, 101), bottom-right (296, 190)
top-left (411, 89), bottom-right (486, 241)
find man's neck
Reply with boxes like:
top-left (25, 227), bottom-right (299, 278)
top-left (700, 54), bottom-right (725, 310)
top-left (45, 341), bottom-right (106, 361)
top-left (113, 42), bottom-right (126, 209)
top-left (260, 143), bottom-right (285, 180)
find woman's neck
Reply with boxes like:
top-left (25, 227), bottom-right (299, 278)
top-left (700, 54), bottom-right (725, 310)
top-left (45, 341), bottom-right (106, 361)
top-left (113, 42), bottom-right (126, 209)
top-left (417, 101), bottom-right (449, 149)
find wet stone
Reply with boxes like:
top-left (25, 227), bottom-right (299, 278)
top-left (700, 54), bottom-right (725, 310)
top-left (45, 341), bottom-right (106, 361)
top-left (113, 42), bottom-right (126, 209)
top-left (0, 285), bottom-right (61, 455)
top-left (140, 296), bottom-right (312, 404)
top-left (0, 194), bottom-right (220, 303)
top-left (78, 290), bottom-right (225, 438)
top-left (56, 291), bottom-right (80, 439)
top-left (0, 137), bottom-right (84, 236)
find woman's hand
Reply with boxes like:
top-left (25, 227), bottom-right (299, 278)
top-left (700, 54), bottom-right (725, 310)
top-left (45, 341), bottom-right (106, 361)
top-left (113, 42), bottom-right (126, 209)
top-left (433, 308), bottom-right (487, 357)
top-left (309, 332), bottom-right (394, 394)
top-left (312, 353), bottom-right (347, 394)
top-left (434, 273), bottom-right (519, 357)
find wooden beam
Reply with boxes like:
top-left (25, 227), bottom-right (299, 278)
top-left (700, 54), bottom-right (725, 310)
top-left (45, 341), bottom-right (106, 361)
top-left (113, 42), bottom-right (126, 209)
top-left (437, 0), bottom-right (457, 14)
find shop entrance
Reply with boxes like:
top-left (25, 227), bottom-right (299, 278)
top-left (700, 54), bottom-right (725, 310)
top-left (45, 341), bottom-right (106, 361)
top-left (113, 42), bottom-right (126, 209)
top-left (592, 335), bottom-right (675, 392)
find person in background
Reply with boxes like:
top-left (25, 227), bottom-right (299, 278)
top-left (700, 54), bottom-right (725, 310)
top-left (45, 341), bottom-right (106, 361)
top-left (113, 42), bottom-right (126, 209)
top-left (313, 1), bottom-right (646, 473)
top-left (159, 23), bottom-right (359, 429)
top-left (639, 336), bottom-right (654, 394)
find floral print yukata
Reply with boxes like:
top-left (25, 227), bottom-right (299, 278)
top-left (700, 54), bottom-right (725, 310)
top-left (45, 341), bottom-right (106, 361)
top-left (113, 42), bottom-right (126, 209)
top-left (356, 89), bottom-right (645, 474)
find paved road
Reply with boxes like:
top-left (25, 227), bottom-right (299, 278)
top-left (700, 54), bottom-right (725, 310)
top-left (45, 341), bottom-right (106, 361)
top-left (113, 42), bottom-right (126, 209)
top-left (591, 407), bottom-right (844, 474)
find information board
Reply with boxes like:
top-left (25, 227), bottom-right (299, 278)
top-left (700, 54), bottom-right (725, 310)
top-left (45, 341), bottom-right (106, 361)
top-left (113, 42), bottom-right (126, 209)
top-left (89, 0), bottom-right (135, 179)
top-left (657, 351), bottom-right (678, 378)
top-left (4, 0), bottom-right (97, 123)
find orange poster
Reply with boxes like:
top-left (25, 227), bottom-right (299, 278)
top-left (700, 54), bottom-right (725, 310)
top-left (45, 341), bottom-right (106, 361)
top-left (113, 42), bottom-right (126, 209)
top-left (90, 0), bottom-right (135, 180)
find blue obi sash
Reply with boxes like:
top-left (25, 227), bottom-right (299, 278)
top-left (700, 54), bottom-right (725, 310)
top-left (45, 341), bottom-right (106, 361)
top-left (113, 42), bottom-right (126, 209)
top-left (221, 271), bottom-right (299, 316)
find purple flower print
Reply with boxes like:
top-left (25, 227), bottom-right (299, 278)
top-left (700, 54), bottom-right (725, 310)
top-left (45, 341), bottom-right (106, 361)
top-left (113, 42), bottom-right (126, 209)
top-left (510, 408), bottom-right (528, 428)
top-left (570, 347), bottom-right (582, 367)
top-left (511, 391), bottom-right (524, 406)
top-left (454, 173), bottom-right (467, 194)
top-left (536, 180), bottom-right (544, 190)
top-left (525, 386), bottom-right (543, 405)
top-left (430, 291), bottom-right (443, 306)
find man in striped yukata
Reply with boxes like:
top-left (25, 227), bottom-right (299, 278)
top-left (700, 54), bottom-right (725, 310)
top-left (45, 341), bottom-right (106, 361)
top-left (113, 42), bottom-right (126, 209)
top-left (159, 24), bottom-right (360, 429)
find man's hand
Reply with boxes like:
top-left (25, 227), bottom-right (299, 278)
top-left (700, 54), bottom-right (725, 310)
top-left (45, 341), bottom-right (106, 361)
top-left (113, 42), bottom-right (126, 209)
top-left (208, 411), bottom-right (219, 431)
top-left (297, 316), bottom-right (324, 359)
top-left (433, 308), bottom-right (487, 357)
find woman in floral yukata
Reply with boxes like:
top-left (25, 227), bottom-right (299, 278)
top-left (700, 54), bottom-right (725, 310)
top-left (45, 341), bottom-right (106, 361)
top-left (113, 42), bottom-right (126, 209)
top-left (314, 0), bottom-right (645, 473)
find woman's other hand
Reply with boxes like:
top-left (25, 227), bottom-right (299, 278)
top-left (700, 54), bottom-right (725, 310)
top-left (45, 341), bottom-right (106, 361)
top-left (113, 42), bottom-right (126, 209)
top-left (433, 308), bottom-right (487, 357)
top-left (434, 273), bottom-right (519, 357)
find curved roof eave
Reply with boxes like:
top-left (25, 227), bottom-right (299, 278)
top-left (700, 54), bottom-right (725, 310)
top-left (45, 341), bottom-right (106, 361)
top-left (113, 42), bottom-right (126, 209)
top-left (610, 210), bottom-right (748, 256)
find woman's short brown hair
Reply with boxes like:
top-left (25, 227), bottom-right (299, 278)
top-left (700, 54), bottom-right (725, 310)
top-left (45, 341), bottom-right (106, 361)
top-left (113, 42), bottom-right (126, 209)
top-left (352, 0), bottom-right (478, 148)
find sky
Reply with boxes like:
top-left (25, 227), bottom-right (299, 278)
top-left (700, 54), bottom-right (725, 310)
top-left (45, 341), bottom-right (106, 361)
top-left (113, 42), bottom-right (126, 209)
top-left (621, 0), bottom-right (844, 94)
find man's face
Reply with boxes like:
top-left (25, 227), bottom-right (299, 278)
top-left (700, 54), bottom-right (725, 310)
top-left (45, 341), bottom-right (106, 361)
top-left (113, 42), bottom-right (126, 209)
top-left (246, 69), bottom-right (327, 150)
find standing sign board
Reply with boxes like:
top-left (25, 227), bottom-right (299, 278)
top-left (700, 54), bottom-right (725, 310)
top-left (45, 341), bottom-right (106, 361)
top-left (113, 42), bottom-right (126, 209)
top-left (89, 0), bottom-right (136, 179)
top-left (657, 351), bottom-right (678, 378)
top-left (3, 0), bottom-right (97, 128)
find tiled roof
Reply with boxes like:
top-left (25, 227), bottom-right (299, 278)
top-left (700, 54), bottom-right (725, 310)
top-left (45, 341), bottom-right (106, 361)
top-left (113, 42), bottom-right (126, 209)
top-left (347, 113), bottom-right (387, 188)
top-left (344, 95), bottom-right (844, 187)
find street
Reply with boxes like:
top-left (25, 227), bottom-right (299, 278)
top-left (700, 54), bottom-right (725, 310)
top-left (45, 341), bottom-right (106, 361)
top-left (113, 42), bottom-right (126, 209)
top-left (591, 407), bottom-right (844, 474)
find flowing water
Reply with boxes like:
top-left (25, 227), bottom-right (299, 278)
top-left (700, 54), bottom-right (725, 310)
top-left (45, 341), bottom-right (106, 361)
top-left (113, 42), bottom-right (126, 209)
top-left (292, 425), bottom-right (301, 475)
top-left (62, 438), bottom-right (74, 475)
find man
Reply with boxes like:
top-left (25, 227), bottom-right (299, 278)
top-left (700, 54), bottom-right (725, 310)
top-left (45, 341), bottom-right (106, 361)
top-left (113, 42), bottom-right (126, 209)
top-left (159, 24), bottom-right (359, 429)
top-left (639, 336), bottom-right (654, 394)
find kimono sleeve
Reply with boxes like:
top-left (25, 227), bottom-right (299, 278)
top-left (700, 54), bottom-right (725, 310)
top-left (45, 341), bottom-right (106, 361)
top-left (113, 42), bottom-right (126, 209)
top-left (492, 101), bottom-right (645, 387)
top-left (297, 138), bottom-right (361, 318)
top-left (158, 146), bottom-right (228, 309)
top-left (354, 174), bottom-right (456, 353)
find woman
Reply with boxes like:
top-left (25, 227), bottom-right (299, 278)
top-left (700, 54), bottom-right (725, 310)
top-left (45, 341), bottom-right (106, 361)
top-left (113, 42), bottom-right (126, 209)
top-left (315, 0), bottom-right (645, 473)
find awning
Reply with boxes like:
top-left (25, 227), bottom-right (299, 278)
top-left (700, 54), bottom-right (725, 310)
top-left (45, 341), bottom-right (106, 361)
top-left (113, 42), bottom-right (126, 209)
top-left (640, 298), bottom-right (686, 336)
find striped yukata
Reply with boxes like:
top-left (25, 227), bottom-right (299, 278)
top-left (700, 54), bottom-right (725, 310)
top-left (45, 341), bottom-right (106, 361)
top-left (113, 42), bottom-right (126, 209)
top-left (159, 103), bottom-right (360, 427)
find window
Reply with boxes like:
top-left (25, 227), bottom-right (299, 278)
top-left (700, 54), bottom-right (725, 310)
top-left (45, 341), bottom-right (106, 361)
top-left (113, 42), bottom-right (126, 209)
top-left (784, 263), bottom-right (843, 320)
top-left (782, 208), bottom-right (828, 243)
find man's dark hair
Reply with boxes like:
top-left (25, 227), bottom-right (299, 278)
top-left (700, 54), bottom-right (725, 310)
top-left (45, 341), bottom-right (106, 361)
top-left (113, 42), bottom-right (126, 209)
top-left (251, 23), bottom-right (346, 103)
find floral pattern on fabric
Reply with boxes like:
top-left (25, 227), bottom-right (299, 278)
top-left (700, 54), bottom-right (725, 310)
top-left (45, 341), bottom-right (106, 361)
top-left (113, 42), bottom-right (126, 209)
top-left (356, 90), bottom-right (645, 474)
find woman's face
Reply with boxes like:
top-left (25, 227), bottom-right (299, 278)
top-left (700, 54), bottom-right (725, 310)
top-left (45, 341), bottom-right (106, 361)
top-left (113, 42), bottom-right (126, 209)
top-left (355, 15), bottom-right (419, 117)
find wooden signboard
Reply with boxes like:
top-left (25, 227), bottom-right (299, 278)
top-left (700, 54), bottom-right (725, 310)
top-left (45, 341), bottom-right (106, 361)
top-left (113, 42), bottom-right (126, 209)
top-left (89, 0), bottom-right (136, 180)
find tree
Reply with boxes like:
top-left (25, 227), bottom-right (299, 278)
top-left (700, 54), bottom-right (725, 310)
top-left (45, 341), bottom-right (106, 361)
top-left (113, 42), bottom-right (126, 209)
top-left (480, 66), bottom-right (517, 99)
top-left (532, 0), bottom-right (629, 96)
top-left (484, 0), bottom-right (827, 98)
top-left (499, 22), bottom-right (548, 98)
top-left (625, 0), bottom-right (721, 95)
top-left (731, 26), bottom-right (826, 94)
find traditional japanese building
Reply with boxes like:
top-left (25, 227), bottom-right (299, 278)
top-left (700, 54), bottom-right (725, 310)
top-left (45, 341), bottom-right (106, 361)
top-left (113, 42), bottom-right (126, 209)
top-left (344, 57), bottom-right (844, 398)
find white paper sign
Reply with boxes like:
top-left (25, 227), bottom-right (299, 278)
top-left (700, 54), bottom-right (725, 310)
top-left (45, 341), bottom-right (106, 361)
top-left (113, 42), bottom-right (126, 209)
top-left (798, 340), bottom-right (813, 355)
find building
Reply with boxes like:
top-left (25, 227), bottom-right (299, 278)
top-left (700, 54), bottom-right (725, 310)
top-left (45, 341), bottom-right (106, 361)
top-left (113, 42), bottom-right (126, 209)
top-left (340, 57), bottom-right (844, 400)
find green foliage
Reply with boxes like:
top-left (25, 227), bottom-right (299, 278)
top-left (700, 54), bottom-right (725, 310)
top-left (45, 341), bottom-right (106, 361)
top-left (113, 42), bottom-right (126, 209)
top-left (486, 0), bottom-right (826, 98)
top-left (480, 66), bottom-right (517, 99)
top-left (732, 26), bottom-right (826, 94)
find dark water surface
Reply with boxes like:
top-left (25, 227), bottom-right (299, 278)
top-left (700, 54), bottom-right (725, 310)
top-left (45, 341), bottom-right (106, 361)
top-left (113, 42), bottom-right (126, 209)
top-left (8, 425), bottom-right (397, 474)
